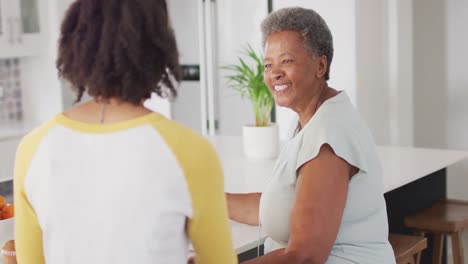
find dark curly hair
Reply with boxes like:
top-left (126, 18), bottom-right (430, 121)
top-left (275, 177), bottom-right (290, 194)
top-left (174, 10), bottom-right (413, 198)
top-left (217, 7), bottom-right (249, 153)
top-left (57, 0), bottom-right (181, 104)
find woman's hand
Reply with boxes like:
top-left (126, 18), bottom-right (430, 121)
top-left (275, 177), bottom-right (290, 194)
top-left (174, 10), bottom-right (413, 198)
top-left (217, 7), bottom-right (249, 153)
top-left (187, 256), bottom-right (195, 264)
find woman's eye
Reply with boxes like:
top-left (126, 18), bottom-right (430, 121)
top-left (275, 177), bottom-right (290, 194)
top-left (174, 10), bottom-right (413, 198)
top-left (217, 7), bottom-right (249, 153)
top-left (264, 64), bottom-right (272, 68)
top-left (283, 59), bottom-right (293, 63)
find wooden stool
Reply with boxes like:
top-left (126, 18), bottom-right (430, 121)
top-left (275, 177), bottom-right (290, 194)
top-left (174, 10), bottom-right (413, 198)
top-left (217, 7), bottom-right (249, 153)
top-left (404, 199), bottom-right (468, 264)
top-left (389, 233), bottom-right (427, 264)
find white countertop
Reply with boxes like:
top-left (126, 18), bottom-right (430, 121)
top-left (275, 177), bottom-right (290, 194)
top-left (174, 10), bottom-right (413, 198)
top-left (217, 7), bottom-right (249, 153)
top-left (209, 136), bottom-right (468, 253)
top-left (379, 145), bottom-right (468, 192)
top-left (1, 136), bottom-right (466, 258)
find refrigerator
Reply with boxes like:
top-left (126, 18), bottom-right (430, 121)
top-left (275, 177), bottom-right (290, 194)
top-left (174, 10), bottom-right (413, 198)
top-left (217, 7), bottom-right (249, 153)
top-left (159, 0), bottom-right (269, 136)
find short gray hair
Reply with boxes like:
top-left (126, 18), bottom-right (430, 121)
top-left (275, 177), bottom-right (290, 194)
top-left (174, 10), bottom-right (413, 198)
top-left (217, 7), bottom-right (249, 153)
top-left (261, 7), bottom-right (334, 80)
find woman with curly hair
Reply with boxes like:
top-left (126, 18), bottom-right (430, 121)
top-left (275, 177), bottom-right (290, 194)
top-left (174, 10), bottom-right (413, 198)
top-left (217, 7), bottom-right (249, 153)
top-left (13, 1), bottom-right (237, 263)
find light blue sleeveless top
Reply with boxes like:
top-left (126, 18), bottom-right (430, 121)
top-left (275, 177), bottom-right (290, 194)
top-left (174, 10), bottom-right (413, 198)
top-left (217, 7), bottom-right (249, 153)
top-left (259, 92), bottom-right (395, 263)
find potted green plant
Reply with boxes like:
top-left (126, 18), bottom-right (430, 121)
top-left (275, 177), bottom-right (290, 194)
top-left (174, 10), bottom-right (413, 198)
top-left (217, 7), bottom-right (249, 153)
top-left (223, 44), bottom-right (278, 160)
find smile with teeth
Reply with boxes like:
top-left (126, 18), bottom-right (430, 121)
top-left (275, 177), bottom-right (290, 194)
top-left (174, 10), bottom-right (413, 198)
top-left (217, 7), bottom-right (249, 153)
top-left (274, 84), bottom-right (289, 91)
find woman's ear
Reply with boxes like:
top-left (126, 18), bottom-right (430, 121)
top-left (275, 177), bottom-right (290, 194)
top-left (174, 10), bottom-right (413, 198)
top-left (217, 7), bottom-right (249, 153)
top-left (316, 55), bottom-right (328, 79)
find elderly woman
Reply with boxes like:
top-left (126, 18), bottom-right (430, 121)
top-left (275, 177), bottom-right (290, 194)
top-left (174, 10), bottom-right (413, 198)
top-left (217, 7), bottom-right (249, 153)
top-left (227, 7), bottom-right (395, 264)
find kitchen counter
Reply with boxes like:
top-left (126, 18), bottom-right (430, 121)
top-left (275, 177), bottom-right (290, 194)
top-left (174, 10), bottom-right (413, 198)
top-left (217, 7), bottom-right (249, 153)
top-left (211, 136), bottom-right (468, 194)
top-left (1, 136), bottom-right (466, 262)
top-left (209, 136), bottom-right (468, 257)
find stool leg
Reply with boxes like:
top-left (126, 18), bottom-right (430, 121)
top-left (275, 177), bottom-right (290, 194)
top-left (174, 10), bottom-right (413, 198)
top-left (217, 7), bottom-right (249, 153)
top-left (415, 231), bottom-right (426, 264)
top-left (432, 233), bottom-right (445, 264)
top-left (415, 252), bottom-right (422, 264)
top-left (451, 232), bottom-right (464, 264)
top-left (414, 231), bottom-right (425, 264)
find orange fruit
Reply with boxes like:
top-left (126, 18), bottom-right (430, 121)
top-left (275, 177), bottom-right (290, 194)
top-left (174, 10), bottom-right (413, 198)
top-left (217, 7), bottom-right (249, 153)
top-left (0, 204), bottom-right (14, 220)
top-left (0, 195), bottom-right (6, 210)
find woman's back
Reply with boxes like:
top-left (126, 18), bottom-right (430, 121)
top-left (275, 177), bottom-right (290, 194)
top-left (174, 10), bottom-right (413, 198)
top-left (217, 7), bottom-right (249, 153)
top-left (14, 111), bottom-right (237, 264)
top-left (13, 0), bottom-right (237, 262)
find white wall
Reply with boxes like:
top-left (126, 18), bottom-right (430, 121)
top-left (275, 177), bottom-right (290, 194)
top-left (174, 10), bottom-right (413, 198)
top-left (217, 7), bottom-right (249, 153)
top-left (356, 0), bottom-right (414, 146)
top-left (413, 0), bottom-right (448, 148)
top-left (390, 0), bottom-right (414, 146)
top-left (414, 0), bottom-right (468, 200)
top-left (216, 0), bottom-right (268, 135)
top-left (274, 0), bottom-right (357, 105)
top-left (355, 0), bottom-right (391, 145)
top-left (445, 0), bottom-right (468, 201)
top-left (273, 0), bottom-right (357, 140)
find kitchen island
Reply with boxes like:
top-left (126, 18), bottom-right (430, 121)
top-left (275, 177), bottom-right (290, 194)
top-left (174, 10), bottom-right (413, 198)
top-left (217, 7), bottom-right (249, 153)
top-left (210, 136), bottom-right (468, 262)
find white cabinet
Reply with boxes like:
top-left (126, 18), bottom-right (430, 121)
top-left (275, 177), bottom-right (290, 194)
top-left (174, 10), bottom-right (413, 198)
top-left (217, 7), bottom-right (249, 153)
top-left (0, 0), bottom-right (11, 55)
top-left (0, 0), bottom-right (48, 58)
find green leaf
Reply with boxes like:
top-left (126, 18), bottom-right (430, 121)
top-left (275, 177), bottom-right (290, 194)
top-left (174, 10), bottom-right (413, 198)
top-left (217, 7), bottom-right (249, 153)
top-left (220, 43), bottom-right (274, 127)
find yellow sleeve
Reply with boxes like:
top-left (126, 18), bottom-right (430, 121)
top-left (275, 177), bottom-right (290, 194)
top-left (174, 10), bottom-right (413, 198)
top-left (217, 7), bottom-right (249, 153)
top-left (14, 122), bottom-right (54, 264)
top-left (185, 142), bottom-right (237, 264)
top-left (154, 120), bottom-right (237, 264)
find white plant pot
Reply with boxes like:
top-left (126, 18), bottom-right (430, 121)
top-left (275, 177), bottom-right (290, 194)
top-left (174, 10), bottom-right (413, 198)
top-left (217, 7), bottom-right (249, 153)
top-left (242, 124), bottom-right (279, 160)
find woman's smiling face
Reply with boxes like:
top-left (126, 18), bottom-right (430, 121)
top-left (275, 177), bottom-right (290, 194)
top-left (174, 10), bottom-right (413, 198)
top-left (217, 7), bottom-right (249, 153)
top-left (263, 30), bottom-right (326, 112)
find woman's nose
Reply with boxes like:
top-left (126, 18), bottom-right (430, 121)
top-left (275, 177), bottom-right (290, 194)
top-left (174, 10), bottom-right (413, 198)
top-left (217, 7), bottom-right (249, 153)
top-left (271, 67), bottom-right (284, 80)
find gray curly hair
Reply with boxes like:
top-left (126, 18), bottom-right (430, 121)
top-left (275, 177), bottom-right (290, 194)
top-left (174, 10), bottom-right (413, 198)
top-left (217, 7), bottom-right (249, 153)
top-left (261, 7), bottom-right (334, 80)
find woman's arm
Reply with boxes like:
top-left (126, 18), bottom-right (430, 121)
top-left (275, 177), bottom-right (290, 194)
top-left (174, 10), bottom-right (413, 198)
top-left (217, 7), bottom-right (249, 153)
top-left (243, 144), bottom-right (356, 264)
top-left (186, 142), bottom-right (238, 264)
top-left (14, 137), bottom-right (46, 264)
top-left (226, 193), bottom-right (261, 225)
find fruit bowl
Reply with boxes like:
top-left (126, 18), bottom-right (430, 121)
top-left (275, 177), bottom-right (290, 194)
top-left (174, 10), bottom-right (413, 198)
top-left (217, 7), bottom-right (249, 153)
top-left (0, 217), bottom-right (14, 248)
